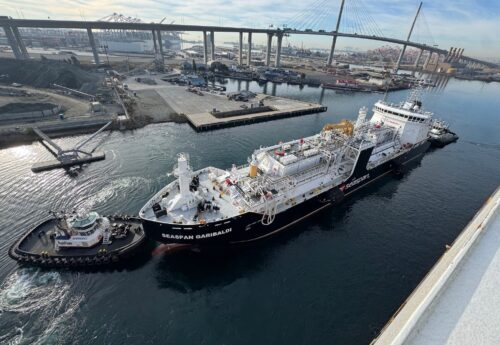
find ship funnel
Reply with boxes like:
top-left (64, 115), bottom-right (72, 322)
top-left (177, 153), bottom-right (191, 198)
top-left (355, 107), bottom-right (368, 129)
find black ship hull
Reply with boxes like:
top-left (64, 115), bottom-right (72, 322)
top-left (142, 141), bottom-right (431, 245)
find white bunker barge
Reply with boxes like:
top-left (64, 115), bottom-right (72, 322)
top-left (9, 210), bottom-right (146, 267)
top-left (140, 91), bottom-right (456, 245)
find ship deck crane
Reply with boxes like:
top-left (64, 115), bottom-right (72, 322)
top-left (322, 120), bottom-right (354, 136)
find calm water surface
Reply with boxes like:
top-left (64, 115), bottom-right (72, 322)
top-left (0, 77), bottom-right (499, 345)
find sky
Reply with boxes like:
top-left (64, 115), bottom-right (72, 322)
top-left (1, 0), bottom-right (499, 59)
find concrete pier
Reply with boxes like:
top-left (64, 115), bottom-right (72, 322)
top-left (413, 49), bottom-right (423, 69)
top-left (275, 33), bottom-right (283, 67)
top-left (423, 52), bottom-right (432, 70)
top-left (266, 33), bottom-right (273, 66)
top-left (152, 30), bottom-right (158, 55)
top-left (247, 32), bottom-right (252, 66)
top-left (185, 96), bottom-right (327, 131)
top-left (203, 31), bottom-right (208, 65)
top-left (156, 30), bottom-right (164, 59)
top-left (210, 30), bottom-right (215, 61)
top-left (87, 28), bottom-right (100, 65)
top-left (238, 32), bottom-right (243, 65)
top-left (433, 54), bottom-right (441, 72)
top-left (446, 47), bottom-right (455, 63)
top-left (32, 152), bottom-right (106, 172)
top-left (371, 187), bottom-right (500, 345)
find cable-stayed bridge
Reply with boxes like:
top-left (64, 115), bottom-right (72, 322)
top-left (0, 1), bottom-right (496, 70)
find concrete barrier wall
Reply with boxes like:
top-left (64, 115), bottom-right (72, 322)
top-left (0, 105), bottom-right (61, 122)
top-left (212, 105), bottom-right (275, 118)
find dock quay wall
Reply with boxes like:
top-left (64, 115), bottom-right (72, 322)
top-left (0, 105), bottom-right (61, 123)
top-left (212, 105), bottom-right (275, 118)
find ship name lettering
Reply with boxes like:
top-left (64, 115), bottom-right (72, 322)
top-left (196, 228), bottom-right (232, 239)
top-left (161, 234), bottom-right (194, 240)
top-left (346, 174), bottom-right (370, 189)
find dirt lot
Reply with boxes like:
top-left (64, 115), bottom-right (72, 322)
top-left (132, 88), bottom-right (184, 123)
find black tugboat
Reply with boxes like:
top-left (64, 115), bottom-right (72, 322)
top-left (428, 120), bottom-right (459, 147)
top-left (9, 210), bottom-right (146, 268)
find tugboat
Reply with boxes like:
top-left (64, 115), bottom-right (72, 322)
top-left (9, 210), bottom-right (146, 267)
top-left (139, 89), bottom-right (455, 246)
top-left (429, 120), bottom-right (459, 147)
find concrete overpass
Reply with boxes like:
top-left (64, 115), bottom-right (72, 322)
top-left (0, 17), bottom-right (496, 69)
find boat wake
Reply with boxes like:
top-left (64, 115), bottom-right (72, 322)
top-left (74, 176), bottom-right (156, 212)
top-left (0, 268), bottom-right (84, 345)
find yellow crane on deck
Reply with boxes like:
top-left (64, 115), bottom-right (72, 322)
top-left (322, 120), bottom-right (354, 136)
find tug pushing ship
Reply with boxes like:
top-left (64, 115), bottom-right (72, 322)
top-left (139, 90), bottom-right (457, 245)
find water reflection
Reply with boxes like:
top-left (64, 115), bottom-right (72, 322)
top-left (154, 245), bottom-right (270, 292)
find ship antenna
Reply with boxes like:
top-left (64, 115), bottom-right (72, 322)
top-left (407, 84), bottom-right (424, 103)
top-left (383, 84), bottom-right (389, 102)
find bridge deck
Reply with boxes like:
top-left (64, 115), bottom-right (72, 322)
top-left (0, 17), bottom-right (495, 67)
top-left (371, 187), bottom-right (500, 345)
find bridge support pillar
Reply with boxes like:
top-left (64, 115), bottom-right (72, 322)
top-left (203, 31), bottom-right (208, 65)
top-left (3, 26), bottom-right (23, 60)
top-left (275, 33), bottom-right (283, 68)
top-left (152, 30), bottom-right (158, 54)
top-left (157, 30), bottom-right (164, 57)
top-left (266, 33), bottom-right (273, 66)
top-left (444, 47), bottom-right (453, 63)
top-left (413, 48), bottom-right (423, 69)
top-left (157, 30), bottom-right (164, 70)
top-left (12, 27), bottom-right (29, 59)
top-left (238, 32), bottom-right (243, 65)
top-left (423, 51), bottom-right (432, 70)
top-left (87, 28), bottom-right (100, 65)
top-left (394, 45), bottom-right (407, 72)
top-left (210, 31), bottom-right (215, 61)
top-left (433, 54), bottom-right (441, 72)
top-left (247, 32), bottom-right (252, 66)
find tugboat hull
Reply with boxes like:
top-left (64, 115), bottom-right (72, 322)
top-left (9, 216), bottom-right (147, 268)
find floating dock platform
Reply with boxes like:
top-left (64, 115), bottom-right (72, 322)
top-left (32, 151), bottom-right (105, 172)
top-left (186, 101), bottom-right (327, 132)
top-left (371, 186), bottom-right (500, 345)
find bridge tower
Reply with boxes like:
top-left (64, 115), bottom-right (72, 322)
top-left (327, 0), bottom-right (345, 66)
top-left (394, 1), bottom-right (422, 72)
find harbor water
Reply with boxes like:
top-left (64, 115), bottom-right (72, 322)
top-left (0, 77), bottom-right (499, 344)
